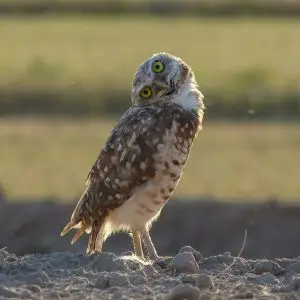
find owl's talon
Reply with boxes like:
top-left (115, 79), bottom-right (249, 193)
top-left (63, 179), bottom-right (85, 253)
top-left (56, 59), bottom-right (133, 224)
top-left (153, 256), bottom-right (173, 269)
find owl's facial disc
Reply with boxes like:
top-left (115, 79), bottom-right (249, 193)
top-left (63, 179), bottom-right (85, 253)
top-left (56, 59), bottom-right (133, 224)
top-left (132, 53), bottom-right (193, 105)
top-left (150, 61), bottom-right (182, 98)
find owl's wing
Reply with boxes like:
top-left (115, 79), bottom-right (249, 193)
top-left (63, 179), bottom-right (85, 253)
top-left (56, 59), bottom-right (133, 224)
top-left (61, 105), bottom-right (173, 238)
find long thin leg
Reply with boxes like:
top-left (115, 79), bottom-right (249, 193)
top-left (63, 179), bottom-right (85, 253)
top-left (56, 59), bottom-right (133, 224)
top-left (132, 230), bottom-right (144, 259)
top-left (87, 219), bottom-right (103, 254)
top-left (95, 224), bottom-right (105, 252)
top-left (140, 227), bottom-right (159, 261)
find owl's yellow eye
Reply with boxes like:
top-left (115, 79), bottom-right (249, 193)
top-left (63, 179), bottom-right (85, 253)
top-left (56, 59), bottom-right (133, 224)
top-left (140, 87), bottom-right (152, 99)
top-left (152, 61), bottom-right (165, 73)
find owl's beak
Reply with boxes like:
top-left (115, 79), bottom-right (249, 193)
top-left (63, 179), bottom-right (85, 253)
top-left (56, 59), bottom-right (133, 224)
top-left (153, 80), bottom-right (169, 90)
top-left (153, 80), bottom-right (171, 97)
top-left (154, 77), bottom-right (177, 97)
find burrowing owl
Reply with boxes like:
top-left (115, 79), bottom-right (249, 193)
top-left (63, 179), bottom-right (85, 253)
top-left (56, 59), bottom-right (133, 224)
top-left (61, 53), bottom-right (205, 260)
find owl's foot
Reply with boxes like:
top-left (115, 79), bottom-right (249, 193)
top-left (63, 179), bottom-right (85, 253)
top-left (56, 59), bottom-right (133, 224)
top-left (140, 228), bottom-right (159, 261)
top-left (153, 256), bottom-right (173, 269)
top-left (131, 231), bottom-right (145, 260)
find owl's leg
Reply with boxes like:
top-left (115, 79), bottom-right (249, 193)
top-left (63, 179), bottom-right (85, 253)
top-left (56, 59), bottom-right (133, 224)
top-left (131, 230), bottom-right (144, 260)
top-left (87, 219), bottom-right (104, 254)
top-left (95, 224), bottom-right (105, 252)
top-left (140, 227), bottom-right (159, 261)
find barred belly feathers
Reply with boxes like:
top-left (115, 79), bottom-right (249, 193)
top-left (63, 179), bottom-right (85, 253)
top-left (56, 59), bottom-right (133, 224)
top-left (61, 52), bottom-right (205, 260)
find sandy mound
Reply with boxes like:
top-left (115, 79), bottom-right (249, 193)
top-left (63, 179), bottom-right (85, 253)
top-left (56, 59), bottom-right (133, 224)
top-left (1, 197), bottom-right (300, 298)
top-left (1, 247), bottom-right (300, 299)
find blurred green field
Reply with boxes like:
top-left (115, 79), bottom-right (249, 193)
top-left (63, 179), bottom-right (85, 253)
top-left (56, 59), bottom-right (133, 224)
top-left (0, 0), bottom-right (298, 15)
top-left (1, 118), bottom-right (299, 201)
top-left (1, 16), bottom-right (299, 201)
top-left (1, 16), bottom-right (300, 118)
top-left (1, 16), bottom-right (299, 90)
top-left (0, 0), bottom-right (291, 2)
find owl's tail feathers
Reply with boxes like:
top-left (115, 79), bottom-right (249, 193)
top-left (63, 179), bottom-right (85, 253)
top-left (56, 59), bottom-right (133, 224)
top-left (60, 186), bottom-right (91, 241)
top-left (60, 221), bottom-right (89, 244)
top-left (60, 221), bottom-right (75, 237)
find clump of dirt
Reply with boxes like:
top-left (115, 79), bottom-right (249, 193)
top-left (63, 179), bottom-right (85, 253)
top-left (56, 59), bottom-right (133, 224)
top-left (1, 247), bottom-right (300, 299)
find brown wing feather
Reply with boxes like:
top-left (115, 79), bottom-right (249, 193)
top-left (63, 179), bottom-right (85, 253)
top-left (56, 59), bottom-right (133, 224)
top-left (61, 105), bottom-right (173, 242)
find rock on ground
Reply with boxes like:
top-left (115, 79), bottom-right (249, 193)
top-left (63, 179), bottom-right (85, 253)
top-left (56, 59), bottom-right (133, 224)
top-left (1, 247), bottom-right (300, 299)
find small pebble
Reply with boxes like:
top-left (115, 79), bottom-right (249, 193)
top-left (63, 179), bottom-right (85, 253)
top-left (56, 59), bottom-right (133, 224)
top-left (198, 294), bottom-right (220, 300)
top-left (0, 274), bottom-right (7, 284)
top-left (179, 246), bottom-right (202, 262)
top-left (195, 274), bottom-right (214, 290)
top-left (95, 273), bottom-right (109, 289)
top-left (130, 270), bottom-right (147, 285)
top-left (0, 286), bottom-right (19, 298)
top-left (273, 276), bottom-right (300, 293)
top-left (180, 274), bottom-right (196, 285)
top-left (90, 252), bottom-right (127, 272)
top-left (111, 291), bottom-right (130, 300)
top-left (45, 290), bottom-right (70, 299)
top-left (246, 272), bottom-right (279, 285)
top-left (27, 285), bottom-right (42, 293)
top-left (20, 290), bottom-right (33, 298)
top-left (168, 252), bottom-right (200, 274)
top-left (159, 278), bottom-right (181, 290)
top-left (234, 283), bottom-right (249, 293)
top-left (117, 255), bottom-right (143, 271)
top-left (109, 286), bottom-right (121, 294)
top-left (287, 261), bottom-right (300, 273)
top-left (165, 284), bottom-right (200, 300)
top-left (155, 257), bottom-right (174, 269)
top-left (121, 251), bottom-right (135, 257)
top-left (144, 264), bottom-right (159, 276)
top-left (231, 283), bottom-right (253, 299)
top-left (109, 272), bottom-right (130, 287)
top-left (254, 260), bottom-right (284, 276)
top-left (201, 254), bottom-right (235, 268)
top-left (26, 270), bottom-right (50, 287)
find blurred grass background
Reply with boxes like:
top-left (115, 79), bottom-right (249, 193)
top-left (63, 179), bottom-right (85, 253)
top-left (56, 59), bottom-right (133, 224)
top-left (0, 1), bottom-right (299, 202)
top-left (1, 118), bottom-right (300, 201)
top-left (1, 16), bottom-right (300, 118)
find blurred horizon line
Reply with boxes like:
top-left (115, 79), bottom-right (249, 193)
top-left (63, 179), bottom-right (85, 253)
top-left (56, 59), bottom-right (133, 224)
top-left (1, 0), bottom-right (300, 18)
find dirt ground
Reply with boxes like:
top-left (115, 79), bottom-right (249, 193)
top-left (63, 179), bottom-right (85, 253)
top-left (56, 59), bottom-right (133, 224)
top-left (1, 196), bottom-right (300, 299)
top-left (2, 245), bottom-right (300, 299)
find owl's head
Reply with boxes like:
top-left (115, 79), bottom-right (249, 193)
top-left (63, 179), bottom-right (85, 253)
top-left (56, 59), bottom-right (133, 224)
top-left (131, 53), bottom-right (204, 111)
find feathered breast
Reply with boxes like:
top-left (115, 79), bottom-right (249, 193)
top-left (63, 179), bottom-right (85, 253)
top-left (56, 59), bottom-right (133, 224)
top-left (62, 103), bottom-right (201, 236)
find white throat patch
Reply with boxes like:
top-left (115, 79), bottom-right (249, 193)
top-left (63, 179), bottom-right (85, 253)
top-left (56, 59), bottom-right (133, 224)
top-left (172, 81), bottom-right (203, 111)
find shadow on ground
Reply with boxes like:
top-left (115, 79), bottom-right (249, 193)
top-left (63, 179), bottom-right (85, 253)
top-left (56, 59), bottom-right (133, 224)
top-left (1, 196), bottom-right (300, 259)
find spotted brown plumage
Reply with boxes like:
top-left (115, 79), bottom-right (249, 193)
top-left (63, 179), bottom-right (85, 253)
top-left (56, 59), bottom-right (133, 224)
top-left (61, 52), bottom-right (205, 260)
